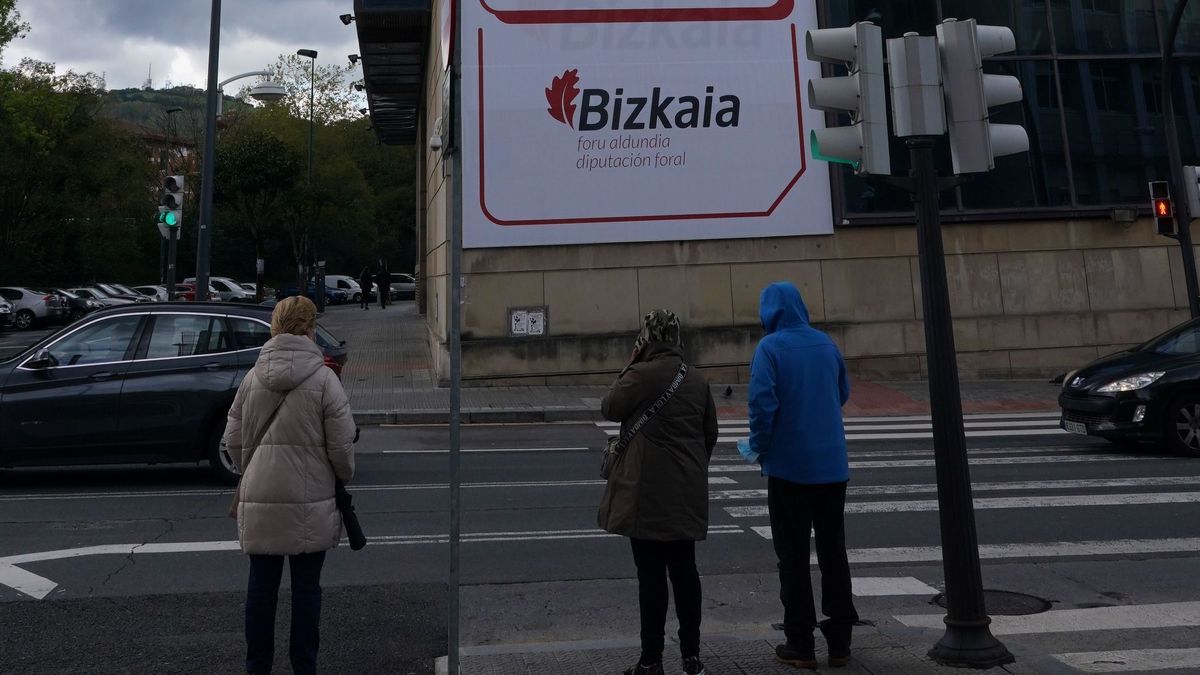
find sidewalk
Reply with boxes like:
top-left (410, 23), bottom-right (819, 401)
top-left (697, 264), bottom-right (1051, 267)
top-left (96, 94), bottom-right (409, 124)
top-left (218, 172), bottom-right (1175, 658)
top-left (437, 628), bottom-right (1040, 674)
top-left (320, 304), bottom-right (1062, 425)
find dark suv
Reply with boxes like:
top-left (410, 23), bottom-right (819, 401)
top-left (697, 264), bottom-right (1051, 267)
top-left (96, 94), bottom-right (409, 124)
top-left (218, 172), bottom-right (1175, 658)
top-left (0, 303), bottom-right (347, 483)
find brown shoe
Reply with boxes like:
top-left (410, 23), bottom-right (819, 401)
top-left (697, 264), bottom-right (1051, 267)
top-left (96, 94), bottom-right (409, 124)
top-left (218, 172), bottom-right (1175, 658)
top-left (775, 643), bottom-right (818, 669)
top-left (829, 653), bottom-right (851, 668)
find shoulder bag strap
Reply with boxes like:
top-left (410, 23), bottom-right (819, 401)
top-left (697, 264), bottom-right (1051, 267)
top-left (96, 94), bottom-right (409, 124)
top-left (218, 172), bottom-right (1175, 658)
top-left (615, 363), bottom-right (688, 452)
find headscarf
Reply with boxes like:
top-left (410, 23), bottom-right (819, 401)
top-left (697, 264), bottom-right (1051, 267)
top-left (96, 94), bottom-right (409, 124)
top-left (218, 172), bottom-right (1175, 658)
top-left (634, 308), bottom-right (682, 352)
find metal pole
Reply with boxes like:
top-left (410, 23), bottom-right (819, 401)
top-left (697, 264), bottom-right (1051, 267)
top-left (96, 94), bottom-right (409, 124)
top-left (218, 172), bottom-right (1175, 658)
top-left (159, 147), bottom-right (168, 286)
top-left (447, 4), bottom-right (463, 672)
top-left (166, 227), bottom-right (178, 300)
top-left (308, 57), bottom-right (325, 313)
top-left (194, 0), bottom-right (221, 301)
top-left (907, 136), bottom-right (1012, 668)
top-left (1161, 0), bottom-right (1200, 318)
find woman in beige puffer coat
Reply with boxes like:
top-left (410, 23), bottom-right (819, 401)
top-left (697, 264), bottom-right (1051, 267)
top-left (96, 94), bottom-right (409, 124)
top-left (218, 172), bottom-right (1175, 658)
top-left (223, 296), bottom-right (355, 675)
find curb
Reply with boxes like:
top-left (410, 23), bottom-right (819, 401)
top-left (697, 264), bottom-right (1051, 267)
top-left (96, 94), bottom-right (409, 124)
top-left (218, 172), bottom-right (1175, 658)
top-left (353, 408), bottom-right (602, 426)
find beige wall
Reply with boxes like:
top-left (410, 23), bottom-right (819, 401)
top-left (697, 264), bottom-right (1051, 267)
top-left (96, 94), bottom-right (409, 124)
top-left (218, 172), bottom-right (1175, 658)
top-left (422, 215), bottom-right (1193, 384)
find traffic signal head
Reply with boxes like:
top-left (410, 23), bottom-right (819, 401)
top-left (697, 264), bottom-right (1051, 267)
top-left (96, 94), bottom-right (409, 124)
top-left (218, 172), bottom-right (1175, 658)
top-left (936, 18), bottom-right (1029, 174)
top-left (160, 175), bottom-right (183, 230)
top-left (805, 22), bottom-right (890, 176)
top-left (1150, 180), bottom-right (1176, 236)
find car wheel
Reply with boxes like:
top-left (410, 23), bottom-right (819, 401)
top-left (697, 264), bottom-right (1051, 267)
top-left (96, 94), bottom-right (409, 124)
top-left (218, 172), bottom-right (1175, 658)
top-left (13, 310), bottom-right (34, 330)
top-left (207, 415), bottom-right (240, 485)
top-left (1165, 394), bottom-right (1200, 457)
top-left (352, 292), bottom-right (362, 303)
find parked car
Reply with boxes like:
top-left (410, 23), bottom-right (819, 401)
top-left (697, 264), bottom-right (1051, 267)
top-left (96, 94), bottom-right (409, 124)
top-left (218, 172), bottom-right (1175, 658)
top-left (326, 274), bottom-right (371, 303)
top-left (0, 287), bottom-right (69, 330)
top-left (93, 283), bottom-right (150, 303)
top-left (184, 276), bottom-right (253, 303)
top-left (0, 303), bottom-right (350, 483)
top-left (390, 273), bottom-right (416, 300)
top-left (238, 282), bottom-right (276, 300)
top-left (51, 288), bottom-right (104, 322)
top-left (132, 285), bottom-right (170, 302)
top-left (276, 282), bottom-right (350, 305)
top-left (70, 286), bottom-right (136, 307)
top-left (1059, 317), bottom-right (1200, 456)
top-left (0, 299), bottom-right (12, 330)
top-left (174, 283), bottom-right (220, 302)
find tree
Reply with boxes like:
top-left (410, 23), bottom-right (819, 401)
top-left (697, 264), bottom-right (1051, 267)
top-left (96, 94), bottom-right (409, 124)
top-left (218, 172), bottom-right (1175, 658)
top-left (247, 54), bottom-right (365, 125)
top-left (0, 0), bottom-right (29, 63)
top-left (215, 128), bottom-right (301, 299)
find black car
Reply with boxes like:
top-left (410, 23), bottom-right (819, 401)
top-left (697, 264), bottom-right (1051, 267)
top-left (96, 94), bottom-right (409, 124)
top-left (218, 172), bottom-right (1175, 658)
top-left (0, 303), bottom-right (349, 483)
top-left (51, 288), bottom-right (104, 323)
top-left (1059, 318), bottom-right (1200, 455)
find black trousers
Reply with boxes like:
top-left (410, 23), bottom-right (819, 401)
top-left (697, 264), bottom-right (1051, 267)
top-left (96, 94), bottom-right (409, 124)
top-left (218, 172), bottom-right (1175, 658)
top-left (630, 538), bottom-right (703, 663)
top-left (245, 551), bottom-right (326, 675)
top-left (767, 477), bottom-right (858, 655)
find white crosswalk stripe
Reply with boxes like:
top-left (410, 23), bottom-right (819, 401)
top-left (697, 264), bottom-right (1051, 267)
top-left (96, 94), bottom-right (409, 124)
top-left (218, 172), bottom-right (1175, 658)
top-left (597, 411), bottom-right (1066, 442)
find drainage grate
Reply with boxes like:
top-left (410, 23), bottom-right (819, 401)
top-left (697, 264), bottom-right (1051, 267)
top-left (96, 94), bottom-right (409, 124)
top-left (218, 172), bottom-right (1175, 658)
top-left (931, 590), bottom-right (1052, 616)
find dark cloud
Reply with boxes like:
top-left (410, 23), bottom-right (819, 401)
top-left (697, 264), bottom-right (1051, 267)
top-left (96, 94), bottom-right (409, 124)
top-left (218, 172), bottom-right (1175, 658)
top-left (4, 0), bottom-right (360, 89)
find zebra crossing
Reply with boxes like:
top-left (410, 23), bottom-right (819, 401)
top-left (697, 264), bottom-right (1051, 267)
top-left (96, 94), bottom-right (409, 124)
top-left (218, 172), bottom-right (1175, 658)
top-left (597, 410), bottom-right (1067, 443)
top-left (689, 433), bottom-right (1200, 671)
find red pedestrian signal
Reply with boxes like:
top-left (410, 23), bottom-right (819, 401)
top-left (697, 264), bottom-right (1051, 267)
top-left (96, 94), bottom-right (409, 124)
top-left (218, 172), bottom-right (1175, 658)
top-left (1155, 198), bottom-right (1173, 218)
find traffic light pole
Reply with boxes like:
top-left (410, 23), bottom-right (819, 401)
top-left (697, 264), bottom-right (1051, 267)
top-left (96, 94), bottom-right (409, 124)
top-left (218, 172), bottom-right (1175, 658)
top-left (194, 0), bottom-right (221, 301)
top-left (1160, 0), bottom-right (1200, 318)
top-left (166, 227), bottom-right (178, 301)
top-left (904, 136), bottom-right (1013, 668)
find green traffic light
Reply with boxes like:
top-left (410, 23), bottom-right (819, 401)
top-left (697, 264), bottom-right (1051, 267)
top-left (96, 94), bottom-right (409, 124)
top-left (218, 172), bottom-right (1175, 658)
top-left (164, 211), bottom-right (178, 227)
top-left (810, 129), bottom-right (861, 170)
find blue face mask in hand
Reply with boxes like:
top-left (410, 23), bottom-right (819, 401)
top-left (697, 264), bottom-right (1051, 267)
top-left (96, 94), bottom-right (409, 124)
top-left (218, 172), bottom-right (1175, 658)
top-left (737, 439), bottom-right (760, 464)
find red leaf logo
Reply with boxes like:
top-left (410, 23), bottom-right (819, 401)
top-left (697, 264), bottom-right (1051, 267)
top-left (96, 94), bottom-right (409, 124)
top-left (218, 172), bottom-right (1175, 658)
top-left (546, 69), bottom-right (581, 128)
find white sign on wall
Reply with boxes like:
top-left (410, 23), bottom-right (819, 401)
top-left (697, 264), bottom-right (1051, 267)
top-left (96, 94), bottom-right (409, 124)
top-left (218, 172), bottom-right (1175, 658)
top-left (461, 0), bottom-right (832, 249)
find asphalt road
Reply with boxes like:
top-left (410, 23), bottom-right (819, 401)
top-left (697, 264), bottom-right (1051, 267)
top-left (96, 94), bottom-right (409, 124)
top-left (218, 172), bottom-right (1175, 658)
top-left (3, 419), bottom-right (1200, 673)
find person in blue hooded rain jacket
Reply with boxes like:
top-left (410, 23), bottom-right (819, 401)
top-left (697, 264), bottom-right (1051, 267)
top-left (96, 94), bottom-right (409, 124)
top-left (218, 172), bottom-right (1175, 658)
top-left (747, 281), bottom-right (858, 670)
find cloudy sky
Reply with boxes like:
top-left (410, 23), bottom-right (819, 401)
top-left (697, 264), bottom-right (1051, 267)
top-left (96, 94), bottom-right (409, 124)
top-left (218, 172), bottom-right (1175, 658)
top-left (3, 0), bottom-right (360, 90)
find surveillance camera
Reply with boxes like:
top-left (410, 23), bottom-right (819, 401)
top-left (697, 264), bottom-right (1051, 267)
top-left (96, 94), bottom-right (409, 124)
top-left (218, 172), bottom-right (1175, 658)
top-left (339, 14), bottom-right (354, 25)
top-left (429, 133), bottom-right (443, 152)
top-left (348, 54), bottom-right (359, 66)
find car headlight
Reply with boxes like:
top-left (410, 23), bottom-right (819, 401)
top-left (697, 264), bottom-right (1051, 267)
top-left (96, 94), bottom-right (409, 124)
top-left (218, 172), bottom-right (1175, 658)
top-left (1097, 372), bottom-right (1166, 393)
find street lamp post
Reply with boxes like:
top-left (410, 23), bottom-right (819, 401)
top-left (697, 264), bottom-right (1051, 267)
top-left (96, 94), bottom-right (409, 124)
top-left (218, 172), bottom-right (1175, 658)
top-left (297, 48), bottom-right (323, 312)
top-left (194, 0), bottom-right (286, 301)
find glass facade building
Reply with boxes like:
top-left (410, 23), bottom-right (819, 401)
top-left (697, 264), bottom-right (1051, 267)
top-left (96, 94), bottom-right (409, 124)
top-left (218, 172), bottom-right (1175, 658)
top-left (824, 0), bottom-right (1200, 223)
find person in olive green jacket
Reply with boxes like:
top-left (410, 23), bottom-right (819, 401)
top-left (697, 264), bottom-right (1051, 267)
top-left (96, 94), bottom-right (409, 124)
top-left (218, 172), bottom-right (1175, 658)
top-left (599, 309), bottom-right (719, 675)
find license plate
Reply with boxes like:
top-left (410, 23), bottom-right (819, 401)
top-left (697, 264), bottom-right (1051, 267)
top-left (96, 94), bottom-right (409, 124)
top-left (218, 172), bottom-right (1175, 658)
top-left (1064, 420), bottom-right (1087, 435)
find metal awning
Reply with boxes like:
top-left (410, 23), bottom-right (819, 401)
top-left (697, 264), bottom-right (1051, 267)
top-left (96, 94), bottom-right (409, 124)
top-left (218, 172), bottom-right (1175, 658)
top-left (354, 0), bottom-right (431, 145)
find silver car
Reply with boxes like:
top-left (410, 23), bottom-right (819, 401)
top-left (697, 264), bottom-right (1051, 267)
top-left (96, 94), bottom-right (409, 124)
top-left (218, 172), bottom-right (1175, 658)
top-left (133, 285), bottom-right (170, 302)
top-left (70, 287), bottom-right (136, 307)
top-left (184, 276), bottom-right (253, 302)
top-left (0, 298), bottom-right (12, 329)
top-left (0, 287), bottom-right (69, 330)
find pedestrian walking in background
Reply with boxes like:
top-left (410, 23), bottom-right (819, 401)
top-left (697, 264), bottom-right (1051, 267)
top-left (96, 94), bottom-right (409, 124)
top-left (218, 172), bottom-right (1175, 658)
top-left (358, 267), bottom-right (373, 310)
top-left (746, 282), bottom-right (858, 670)
top-left (598, 309), bottom-right (718, 675)
top-left (376, 266), bottom-right (388, 309)
top-left (224, 296), bottom-right (356, 675)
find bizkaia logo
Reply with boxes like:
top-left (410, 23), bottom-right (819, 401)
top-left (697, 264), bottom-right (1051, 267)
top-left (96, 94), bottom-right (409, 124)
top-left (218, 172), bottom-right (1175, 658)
top-left (545, 69), bottom-right (741, 131)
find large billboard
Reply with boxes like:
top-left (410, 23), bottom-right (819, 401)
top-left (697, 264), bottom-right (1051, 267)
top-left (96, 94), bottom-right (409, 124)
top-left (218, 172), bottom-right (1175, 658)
top-left (461, 0), bottom-right (832, 248)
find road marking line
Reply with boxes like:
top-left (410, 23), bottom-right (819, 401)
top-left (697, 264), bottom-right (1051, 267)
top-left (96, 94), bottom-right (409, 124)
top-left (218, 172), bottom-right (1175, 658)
top-left (0, 564), bottom-right (58, 600)
top-left (743, 535), bottom-right (1200, 563)
top-left (726, 491), bottom-right (1200, 517)
top-left (896, 601), bottom-right (1200, 635)
top-left (382, 447), bottom-right (591, 454)
top-left (712, 429), bottom-right (1070, 443)
top-left (1053, 648), bottom-right (1200, 672)
top-left (852, 577), bottom-right (939, 596)
top-left (597, 412), bottom-right (1063, 428)
top-left (709, 454), bottom-right (1141, 472)
top-left (609, 423), bottom-right (1065, 437)
top-left (712, 477), bottom-right (1200, 502)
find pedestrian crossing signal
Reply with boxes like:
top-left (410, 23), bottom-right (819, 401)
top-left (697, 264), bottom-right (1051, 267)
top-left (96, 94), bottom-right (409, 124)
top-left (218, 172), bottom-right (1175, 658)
top-left (1155, 198), bottom-right (1173, 218)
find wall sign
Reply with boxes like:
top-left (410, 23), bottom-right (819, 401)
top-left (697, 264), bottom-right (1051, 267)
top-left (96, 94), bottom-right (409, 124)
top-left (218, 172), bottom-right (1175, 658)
top-left (461, 0), bottom-right (832, 249)
top-left (509, 306), bottom-right (549, 337)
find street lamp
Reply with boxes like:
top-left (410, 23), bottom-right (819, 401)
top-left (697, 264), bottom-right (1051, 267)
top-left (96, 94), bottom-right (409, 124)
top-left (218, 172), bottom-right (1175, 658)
top-left (194, 0), bottom-right (289, 301)
top-left (215, 70), bottom-right (286, 115)
top-left (297, 48), bottom-right (323, 312)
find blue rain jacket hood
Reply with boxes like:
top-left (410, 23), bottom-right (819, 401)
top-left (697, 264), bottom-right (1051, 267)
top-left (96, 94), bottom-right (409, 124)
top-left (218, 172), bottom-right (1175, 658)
top-left (748, 282), bottom-right (850, 484)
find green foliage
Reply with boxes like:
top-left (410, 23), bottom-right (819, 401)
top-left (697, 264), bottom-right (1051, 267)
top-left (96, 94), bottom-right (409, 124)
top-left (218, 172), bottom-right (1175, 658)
top-left (0, 59), bottom-right (158, 285)
top-left (0, 0), bottom-right (30, 62)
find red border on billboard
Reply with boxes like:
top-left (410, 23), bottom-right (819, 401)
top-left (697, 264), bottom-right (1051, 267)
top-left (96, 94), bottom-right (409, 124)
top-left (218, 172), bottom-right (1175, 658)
top-left (476, 23), bottom-right (808, 227)
top-left (479, 0), bottom-right (794, 25)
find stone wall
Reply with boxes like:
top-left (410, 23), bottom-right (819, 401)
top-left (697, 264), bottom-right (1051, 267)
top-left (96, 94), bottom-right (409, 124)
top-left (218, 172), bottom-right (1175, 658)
top-left (430, 218), bottom-right (1194, 385)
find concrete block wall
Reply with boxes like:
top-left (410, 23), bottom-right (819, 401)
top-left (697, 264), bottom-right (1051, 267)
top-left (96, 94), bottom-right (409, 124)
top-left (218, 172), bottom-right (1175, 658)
top-left (428, 218), bottom-right (1194, 385)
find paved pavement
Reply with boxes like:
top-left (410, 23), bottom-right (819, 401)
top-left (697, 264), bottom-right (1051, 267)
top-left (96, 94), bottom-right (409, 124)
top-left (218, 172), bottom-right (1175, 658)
top-left (318, 303), bottom-right (1063, 425)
